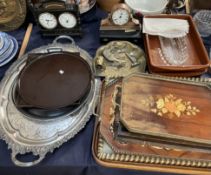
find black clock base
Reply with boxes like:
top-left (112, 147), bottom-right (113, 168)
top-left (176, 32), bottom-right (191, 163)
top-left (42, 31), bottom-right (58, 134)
top-left (100, 30), bottom-right (142, 43)
top-left (41, 29), bottom-right (82, 37)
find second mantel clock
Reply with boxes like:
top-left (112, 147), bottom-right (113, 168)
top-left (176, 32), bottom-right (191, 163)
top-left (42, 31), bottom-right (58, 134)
top-left (28, 0), bottom-right (81, 36)
top-left (111, 4), bottom-right (131, 26)
top-left (100, 3), bottom-right (141, 41)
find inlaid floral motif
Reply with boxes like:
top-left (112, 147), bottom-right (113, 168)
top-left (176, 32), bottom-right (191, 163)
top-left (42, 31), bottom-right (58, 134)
top-left (141, 94), bottom-right (200, 118)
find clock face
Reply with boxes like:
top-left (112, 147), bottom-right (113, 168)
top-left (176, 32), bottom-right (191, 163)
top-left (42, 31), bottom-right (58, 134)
top-left (58, 12), bottom-right (77, 29)
top-left (38, 12), bottom-right (57, 30)
top-left (111, 8), bottom-right (130, 26)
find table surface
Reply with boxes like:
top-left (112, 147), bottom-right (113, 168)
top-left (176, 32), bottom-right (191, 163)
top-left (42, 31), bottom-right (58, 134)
top-left (0, 6), bottom-right (210, 175)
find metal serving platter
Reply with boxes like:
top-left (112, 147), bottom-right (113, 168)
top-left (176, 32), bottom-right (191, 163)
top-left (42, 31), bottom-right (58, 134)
top-left (0, 36), bottom-right (101, 167)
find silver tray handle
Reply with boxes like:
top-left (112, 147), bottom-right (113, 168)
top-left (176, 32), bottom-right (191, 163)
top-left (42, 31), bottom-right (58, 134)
top-left (11, 152), bottom-right (45, 167)
top-left (47, 48), bottom-right (63, 53)
top-left (53, 35), bottom-right (75, 46)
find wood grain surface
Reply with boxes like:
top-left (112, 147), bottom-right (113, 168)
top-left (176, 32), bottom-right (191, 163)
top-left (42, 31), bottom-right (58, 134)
top-left (121, 75), bottom-right (211, 147)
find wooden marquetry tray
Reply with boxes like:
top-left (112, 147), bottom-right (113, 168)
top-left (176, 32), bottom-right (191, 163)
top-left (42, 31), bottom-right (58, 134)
top-left (120, 74), bottom-right (211, 150)
top-left (92, 74), bottom-right (211, 175)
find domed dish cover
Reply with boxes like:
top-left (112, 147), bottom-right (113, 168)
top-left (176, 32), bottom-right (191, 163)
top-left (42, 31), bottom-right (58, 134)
top-left (125, 0), bottom-right (169, 15)
top-left (0, 36), bottom-right (101, 167)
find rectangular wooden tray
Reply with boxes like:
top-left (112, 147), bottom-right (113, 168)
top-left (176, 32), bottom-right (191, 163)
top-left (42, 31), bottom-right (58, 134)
top-left (144, 15), bottom-right (210, 74)
top-left (93, 74), bottom-right (211, 175)
top-left (120, 74), bottom-right (211, 149)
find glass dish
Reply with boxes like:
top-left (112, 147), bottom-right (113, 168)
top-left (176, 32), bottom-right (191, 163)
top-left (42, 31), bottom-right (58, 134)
top-left (194, 10), bottom-right (211, 37)
top-left (158, 36), bottom-right (188, 66)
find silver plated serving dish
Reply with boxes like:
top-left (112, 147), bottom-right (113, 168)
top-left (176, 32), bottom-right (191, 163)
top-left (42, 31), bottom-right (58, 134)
top-left (0, 36), bottom-right (101, 167)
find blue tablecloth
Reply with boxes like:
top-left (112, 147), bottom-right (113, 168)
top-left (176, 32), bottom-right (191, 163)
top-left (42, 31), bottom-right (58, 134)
top-left (1, 6), bottom-right (209, 175)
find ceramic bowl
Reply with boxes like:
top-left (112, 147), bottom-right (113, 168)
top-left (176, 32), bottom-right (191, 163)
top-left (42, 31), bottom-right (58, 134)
top-left (125, 0), bottom-right (169, 15)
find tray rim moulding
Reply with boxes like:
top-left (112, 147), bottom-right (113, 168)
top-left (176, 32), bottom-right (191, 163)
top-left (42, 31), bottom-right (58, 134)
top-left (147, 62), bottom-right (208, 77)
top-left (92, 124), bottom-right (211, 175)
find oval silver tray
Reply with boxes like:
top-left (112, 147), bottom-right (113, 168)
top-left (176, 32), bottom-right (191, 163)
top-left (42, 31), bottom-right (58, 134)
top-left (0, 36), bottom-right (101, 167)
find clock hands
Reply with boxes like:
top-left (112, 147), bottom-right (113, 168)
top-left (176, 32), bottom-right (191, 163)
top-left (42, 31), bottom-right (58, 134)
top-left (45, 19), bottom-right (54, 27)
top-left (58, 13), bottom-right (77, 28)
top-left (65, 17), bottom-right (69, 23)
top-left (39, 13), bottom-right (57, 29)
top-left (45, 19), bottom-right (51, 23)
top-left (112, 9), bottom-right (129, 26)
top-left (119, 12), bottom-right (124, 19)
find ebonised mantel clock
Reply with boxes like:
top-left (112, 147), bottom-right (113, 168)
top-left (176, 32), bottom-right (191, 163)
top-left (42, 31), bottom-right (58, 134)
top-left (28, 0), bottom-right (82, 36)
